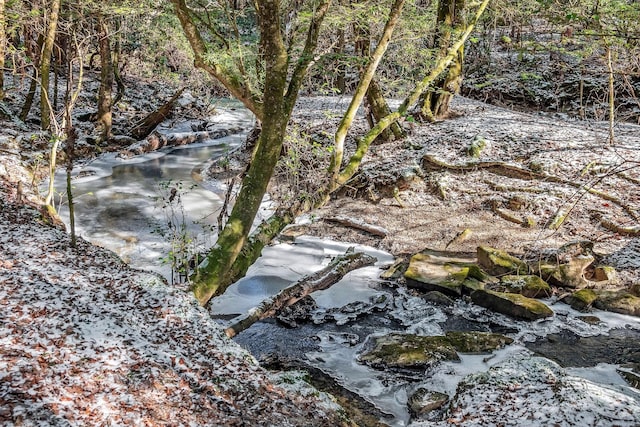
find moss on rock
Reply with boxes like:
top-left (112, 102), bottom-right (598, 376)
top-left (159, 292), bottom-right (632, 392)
top-left (499, 274), bottom-right (552, 298)
top-left (359, 333), bottom-right (459, 371)
top-left (562, 289), bottom-right (598, 312)
top-left (405, 250), bottom-right (478, 297)
top-left (470, 289), bottom-right (554, 320)
top-left (477, 246), bottom-right (528, 276)
top-left (445, 331), bottom-right (514, 353)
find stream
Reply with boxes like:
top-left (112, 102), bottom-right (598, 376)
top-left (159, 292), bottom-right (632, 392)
top-left (55, 103), bottom-right (640, 426)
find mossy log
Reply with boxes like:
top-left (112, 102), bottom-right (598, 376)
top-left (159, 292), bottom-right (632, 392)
top-left (224, 250), bottom-right (376, 337)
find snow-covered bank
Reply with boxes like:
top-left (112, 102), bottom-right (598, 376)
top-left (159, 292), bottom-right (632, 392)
top-left (0, 193), bottom-right (347, 425)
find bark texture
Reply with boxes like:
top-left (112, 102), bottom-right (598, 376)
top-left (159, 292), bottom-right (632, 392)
top-left (40, 0), bottom-right (61, 130)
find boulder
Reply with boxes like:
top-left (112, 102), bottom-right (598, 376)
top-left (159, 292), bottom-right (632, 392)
top-left (477, 246), bottom-right (528, 276)
top-left (445, 331), bottom-right (514, 353)
top-left (593, 265), bottom-right (618, 282)
top-left (445, 356), bottom-right (640, 425)
top-left (358, 333), bottom-right (459, 371)
top-left (407, 388), bottom-right (449, 418)
top-left (497, 274), bottom-right (552, 298)
top-left (470, 289), bottom-right (553, 320)
top-left (594, 291), bottom-right (640, 317)
top-left (562, 289), bottom-right (598, 312)
top-left (405, 250), bottom-right (479, 297)
top-left (530, 241), bottom-right (596, 289)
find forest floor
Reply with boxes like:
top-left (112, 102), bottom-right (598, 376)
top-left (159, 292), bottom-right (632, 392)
top-left (280, 95), bottom-right (640, 286)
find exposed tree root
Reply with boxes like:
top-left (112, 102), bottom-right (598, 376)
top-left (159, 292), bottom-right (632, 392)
top-left (599, 216), bottom-right (640, 236)
top-left (422, 154), bottom-right (639, 221)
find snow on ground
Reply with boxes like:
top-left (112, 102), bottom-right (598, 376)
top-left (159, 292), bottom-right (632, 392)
top-left (0, 195), bottom-right (347, 425)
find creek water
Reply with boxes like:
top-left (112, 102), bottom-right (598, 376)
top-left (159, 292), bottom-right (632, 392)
top-left (54, 103), bottom-right (640, 426)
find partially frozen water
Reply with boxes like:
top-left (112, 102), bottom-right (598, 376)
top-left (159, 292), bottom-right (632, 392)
top-left (55, 104), bottom-right (254, 279)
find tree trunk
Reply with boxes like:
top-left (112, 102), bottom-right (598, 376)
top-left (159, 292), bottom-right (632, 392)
top-left (330, 0), bottom-right (406, 185)
top-left (173, 0), bottom-right (331, 305)
top-left (96, 14), bottom-right (113, 142)
top-left (40, 0), bottom-right (61, 130)
top-left (0, 0), bottom-right (6, 100)
top-left (190, 0), bottom-right (292, 305)
top-left (225, 250), bottom-right (376, 337)
top-left (421, 0), bottom-right (465, 121)
top-left (20, 66), bottom-right (38, 120)
top-left (366, 77), bottom-right (405, 142)
top-left (112, 23), bottom-right (125, 105)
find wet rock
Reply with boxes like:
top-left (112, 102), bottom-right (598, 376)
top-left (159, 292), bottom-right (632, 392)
top-left (562, 289), bottom-right (597, 312)
top-left (445, 331), bottom-right (514, 354)
top-left (421, 291), bottom-right (455, 306)
top-left (497, 274), bottom-right (552, 298)
top-left (477, 246), bottom-right (528, 276)
top-left (470, 289), bottom-right (553, 320)
top-left (594, 290), bottom-right (640, 317)
top-left (405, 249), bottom-right (478, 297)
top-left (358, 333), bottom-right (459, 371)
top-left (276, 295), bottom-right (318, 327)
top-left (461, 278), bottom-right (485, 293)
top-left (407, 388), bottom-right (449, 418)
top-left (576, 315), bottom-right (601, 325)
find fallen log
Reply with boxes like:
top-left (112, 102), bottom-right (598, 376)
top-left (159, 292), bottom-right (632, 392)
top-left (128, 87), bottom-right (185, 140)
top-left (325, 215), bottom-right (389, 237)
top-left (224, 250), bottom-right (377, 338)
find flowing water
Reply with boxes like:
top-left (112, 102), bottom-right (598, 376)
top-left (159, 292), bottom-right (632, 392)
top-left (54, 103), bottom-right (640, 426)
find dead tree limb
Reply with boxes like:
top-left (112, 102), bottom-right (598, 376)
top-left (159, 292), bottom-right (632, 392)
top-left (325, 215), bottom-right (388, 237)
top-left (224, 250), bottom-right (377, 338)
top-left (128, 87), bottom-right (185, 140)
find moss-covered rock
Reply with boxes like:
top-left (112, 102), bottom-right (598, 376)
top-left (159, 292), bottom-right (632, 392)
top-left (462, 278), bottom-right (485, 293)
top-left (477, 246), bottom-right (528, 276)
top-left (594, 291), bottom-right (640, 317)
top-left (445, 331), bottom-right (514, 353)
top-left (530, 241), bottom-right (596, 289)
top-left (407, 388), bottom-right (449, 418)
top-left (498, 275), bottom-right (552, 298)
top-left (358, 333), bottom-right (459, 371)
top-left (470, 289), bottom-right (554, 320)
top-left (404, 250), bottom-right (478, 297)
top-left (562, 289), bottom-right (598, 312)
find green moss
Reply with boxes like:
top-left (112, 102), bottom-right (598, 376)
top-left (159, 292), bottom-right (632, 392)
top-left (359, 334), bottom-right (459, 370)
top-left (471, 289), bottom-right (554, 320)
top-left (500, 275), bottom-right (551, 298)
top-left (477, 246), bottom-right (528, 276)
top-left (445, 331), bottom-right (513, 354)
